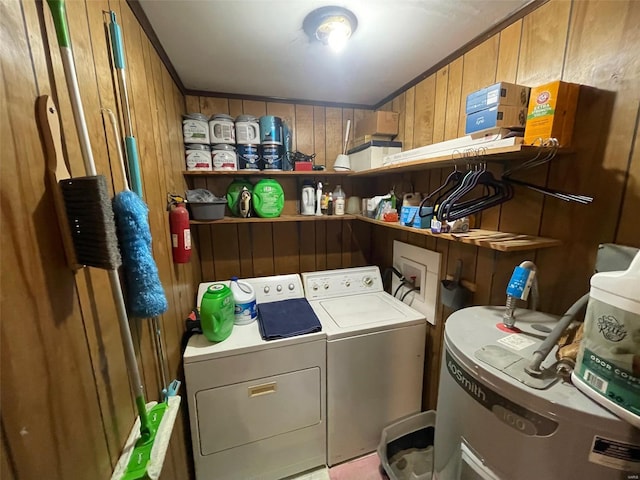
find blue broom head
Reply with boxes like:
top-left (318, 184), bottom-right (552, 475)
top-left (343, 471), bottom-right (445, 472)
top-left (113, 190), bottom-right (168, 318)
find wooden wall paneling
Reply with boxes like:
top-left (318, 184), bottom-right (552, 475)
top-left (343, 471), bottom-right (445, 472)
top-left (192, 179), bottom-right (216, 281)
top-left (315, 220), bottom-right (327, 270)
top-left (295, 104), bottom-right (314, 156)
top-left (456, 35), bottom-right (500, 137)
top-left (616, 126), bottom-right (640, 248)
top-left (496, 20), bottom-right (523, 83)
top-left (444, 58), bottom-right (463, 141)
top-left (433, 67), bottom-right (449, 144)
top-left (243, 99), bottom-right (267, 118)
top-left (536, 0), bottom-right (640, 313)
top-left (211, 225), bottom-right (241, 280)
top-left (1, 432), bottom-right (15, 480)
top-left (313, 106), bottom-right (326, 165)
top-left (403, 87), bottom-right (416, 151)
top-left (325, 107), bottom-right (343, 170)
top-left (185, 95), bottom-right (200, 113)
top-left (1, 2), bottom-right (113, 478)
top-left (238, 223), bottom-right (255, 277)
top-left (299, 223), bottom-right (317, 272)
top-left (251, 224), bottom-right (275, 276)
top-left (350, 220), bottom-right (371, 266)
top-left (412, 75), bottom-right (436, 148)
top-left (341, 221), bottom-right (353, 267)
top-left (229, 98), bottom-right (243, 118)
top-left (273, 223), bottom-right (301, 274)
top-left (393, 91), bottom-right (407, 145)
top-left (326, 221), bottom-right (343, 269)
top-left (200, 96), bottom-right (229, 116)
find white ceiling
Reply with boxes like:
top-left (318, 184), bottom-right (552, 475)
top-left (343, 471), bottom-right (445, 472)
top-left (138, 0), bottom-right (534, 106)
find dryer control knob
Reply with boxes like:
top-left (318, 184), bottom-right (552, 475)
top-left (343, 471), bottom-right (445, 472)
top-left (345, 281), bottom-right (351, 287)
top-left (363, 276), bottom-right (373, 286)
top-left (264, 286), bottom-right (270, 294)
top-left (312, 284), bottom-right (319, 291)
top-left (288, 283), bottom-right (295, 291)
top-left (323, 283), bottom-right (329, 290)
top-left (276, 285), bottom-right (283, 292)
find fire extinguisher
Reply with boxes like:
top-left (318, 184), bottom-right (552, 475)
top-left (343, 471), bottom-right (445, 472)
top-left (167, 194), bottom-right (191, 263)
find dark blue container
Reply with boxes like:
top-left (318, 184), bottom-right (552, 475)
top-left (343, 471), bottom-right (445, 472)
top-left (237, 144), bottom-right (261, 170)
top-left (260, 144), bottom-right (283, 170)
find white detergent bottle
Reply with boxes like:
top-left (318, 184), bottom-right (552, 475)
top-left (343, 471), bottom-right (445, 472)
top-left (230, 277), bottom-right (257, 325)
top-left (572, 251), bottom-right (640, 428)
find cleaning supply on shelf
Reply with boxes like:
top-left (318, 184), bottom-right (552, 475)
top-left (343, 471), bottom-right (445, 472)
top-left (200, 283), bottom-right (235, 342)
top-left (226, 179), bottom-right (254, 217)
top-left (572, 251), bottom-right (640, 428)
top-left (333, 185), bottom-right (345, 215)
top-left (252, 179), bottom-right (284, 218)
top-left (230, 277), bottom-right (257, 325)
top-left (315, 181), bottom-right (323, 216)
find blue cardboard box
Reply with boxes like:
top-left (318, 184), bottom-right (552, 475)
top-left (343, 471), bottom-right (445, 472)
top-left (465, 105), bottom-right (527, 135)
top-left (400, 206), bottom-right (433, 229)
top-left (466, 82), bottom-right (530, 115)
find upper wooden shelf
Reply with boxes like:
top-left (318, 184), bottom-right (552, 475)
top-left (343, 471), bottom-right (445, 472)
top-left (355, 215), bottom-right (561, 252)
top-left (349, 143), bottom-right (555, 177)
top-left (183, 170), bottom-right (349, 177)
top-left (191, 214), bottom-right (355, 224)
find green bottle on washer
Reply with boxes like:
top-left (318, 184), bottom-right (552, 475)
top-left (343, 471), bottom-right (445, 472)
top-left (200, 283), bottom-right (234, 342)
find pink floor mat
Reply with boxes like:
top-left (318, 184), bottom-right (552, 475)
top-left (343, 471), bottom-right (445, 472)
top-left (329, 453), bottom-right (388, 480)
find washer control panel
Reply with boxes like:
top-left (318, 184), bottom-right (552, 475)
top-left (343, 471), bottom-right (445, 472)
top-left (302, 266), bottom-right (383, 300)
top-left (196, 274), bottom-right (303, 307)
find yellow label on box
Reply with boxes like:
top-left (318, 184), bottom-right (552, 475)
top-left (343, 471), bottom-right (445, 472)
top-left (524, 81), bottom-right (579, 147)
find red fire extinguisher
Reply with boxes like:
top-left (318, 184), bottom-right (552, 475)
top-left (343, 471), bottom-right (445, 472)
top-left (167, 194), bottom-right (191, 264)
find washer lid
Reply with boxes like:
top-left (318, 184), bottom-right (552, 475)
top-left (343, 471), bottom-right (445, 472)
top-left (311, 292), bottom-right (425, 339)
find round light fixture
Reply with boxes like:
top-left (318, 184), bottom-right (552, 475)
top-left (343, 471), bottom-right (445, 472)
top-left (303, 6), bottom-right (358, 53)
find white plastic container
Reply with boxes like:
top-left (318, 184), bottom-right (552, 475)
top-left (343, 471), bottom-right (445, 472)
top-left (572, 251), bottom-right (640, 428)
top-left (333, 185), bottom-right (345, 216)
top-left (182, 113), bottom-right (210, 144)
top-left (230, 277), bottom-right (257, 325)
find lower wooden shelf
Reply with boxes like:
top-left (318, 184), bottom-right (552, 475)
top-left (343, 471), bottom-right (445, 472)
top-left (190, 214), bottom-right (355, 224)
top-left (355, 215), bottom-right (561, 252)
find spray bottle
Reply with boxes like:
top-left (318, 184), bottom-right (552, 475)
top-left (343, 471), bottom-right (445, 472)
top-left (572, 251), bottom-right (640, 428)
top-left (315, 181), bottom-right (323, 216)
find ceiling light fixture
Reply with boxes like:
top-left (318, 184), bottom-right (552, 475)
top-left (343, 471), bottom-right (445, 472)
top-left (303, 6), bottom-right (358, 53)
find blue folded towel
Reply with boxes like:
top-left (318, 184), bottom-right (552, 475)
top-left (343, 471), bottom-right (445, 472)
top-left (257, 298), bottom-right (322, 340)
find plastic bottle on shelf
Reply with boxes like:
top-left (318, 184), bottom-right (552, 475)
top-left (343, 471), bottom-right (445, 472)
top-left (327, 192), bottom-right (334, 215)
top-left (333, 185), bottom-right (345, 216)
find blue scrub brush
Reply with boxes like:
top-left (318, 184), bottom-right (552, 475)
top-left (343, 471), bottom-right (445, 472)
top-left (104, 109), bottom-right (167, 318)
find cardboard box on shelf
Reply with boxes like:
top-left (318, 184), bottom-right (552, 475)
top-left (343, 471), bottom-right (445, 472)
top-left (355, 111), bottom-right (399, 137)
top-left (524, 80), bottom-right (580, 147)
top-left (466, 82), bottom-right (531, 114)
top-left (351, 134), bottom-right (395, 149)
top-left (347, 140), bottom-right (402, 171)
top-left (465, 105), bottom-right (527, 135)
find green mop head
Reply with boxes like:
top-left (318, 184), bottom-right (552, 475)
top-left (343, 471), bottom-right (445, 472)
top-left (111, 396), bottom-right (181, 480)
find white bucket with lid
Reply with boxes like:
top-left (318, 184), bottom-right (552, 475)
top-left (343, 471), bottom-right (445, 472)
top-left (230, 277), bottom-right (257, 325)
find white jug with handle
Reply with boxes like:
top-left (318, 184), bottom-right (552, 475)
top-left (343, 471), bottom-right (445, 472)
top-left (235, 115), bottom-right (260, 145)
top-left (301, 182), bottom-right (316, 215)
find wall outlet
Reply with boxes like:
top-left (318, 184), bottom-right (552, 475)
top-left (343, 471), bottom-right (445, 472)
top-left (392, 241), bottom-right (441, 325)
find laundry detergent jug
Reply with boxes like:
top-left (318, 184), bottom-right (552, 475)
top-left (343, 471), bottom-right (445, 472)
top-left (572, 250), bottom-right (640, 428)
top-left (230, 277), bottom-right (257, 325)
top-left (252, 179), bottom-right (284, 218)
top-left (200, 283), bottom-right (234, 342)
top-left (226, 179), bottom-right (253, 217)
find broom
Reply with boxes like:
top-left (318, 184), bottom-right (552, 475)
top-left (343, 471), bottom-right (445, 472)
top-left (45, 2), bottom-right (178, 479)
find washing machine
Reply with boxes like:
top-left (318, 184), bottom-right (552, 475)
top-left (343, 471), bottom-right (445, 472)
top-left (303, 266), bottom-right (427, 466)
top-left (434, 306), bottom-right (640, 479)
top-left (183, 274), bottom-right (326, 480)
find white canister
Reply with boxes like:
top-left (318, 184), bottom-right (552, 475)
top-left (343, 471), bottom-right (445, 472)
top-left (211, 144), bottom-right (237, 171)
top-left (182, 113), bottom-right (210, 144)
top-left (185, 144), bottom-right (212, 171)
top-left (230, 277), bottom-right (257, 325)
top-left (235, 115), bottom-right (260, 145)
top-left (209, 114), bottom-right (235, 144)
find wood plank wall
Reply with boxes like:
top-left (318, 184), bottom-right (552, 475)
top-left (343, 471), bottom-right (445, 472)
top-left (1, 0), bottom-right (639, 479)
top-left (1, 0), bottom-right (193, 478)
top-left (183, 96), bottom-right (371, 282)
top-left (369, 0), bottom-right (640, 408)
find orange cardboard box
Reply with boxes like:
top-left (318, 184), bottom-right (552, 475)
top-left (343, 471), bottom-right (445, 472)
top-left (524, 81), bottom-right (580, 147)
top-left (355, 111), bottom-right (399, 137)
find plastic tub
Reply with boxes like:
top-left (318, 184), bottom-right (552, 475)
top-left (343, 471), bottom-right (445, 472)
top-left (377, 411), bottom-right (436, 480)
top-left (189, 199), bottom-right (227, 221)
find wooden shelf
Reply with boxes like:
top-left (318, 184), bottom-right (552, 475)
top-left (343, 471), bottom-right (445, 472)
top-left (355, 215), bottom-right (561, 252)
top-left (183, 170), bottom-right (350, 177)
top-left (350, 143), bottom-right (560, 177)
top-left (191, 214), bottom-right (355, 225)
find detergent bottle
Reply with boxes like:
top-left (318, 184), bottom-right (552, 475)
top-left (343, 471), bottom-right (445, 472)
top-left (200, 283), bottom-right (234, 342)
top-left (572, 251), bottom-right (640, 428)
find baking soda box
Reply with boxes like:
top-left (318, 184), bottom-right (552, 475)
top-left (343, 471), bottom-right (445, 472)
top-left (524, 80), bottom-right (580, 147)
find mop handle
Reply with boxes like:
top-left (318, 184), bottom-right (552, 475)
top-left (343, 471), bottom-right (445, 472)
top-left (101, 109), bottom-right (130, 191)
top-left (109, 11), bottom-right (143, 198)
top-left (47, 0), bottom-right (96, 176)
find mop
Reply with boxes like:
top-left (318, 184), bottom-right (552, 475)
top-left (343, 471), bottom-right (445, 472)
top-left (45, 2), bottom-right (178, 479)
